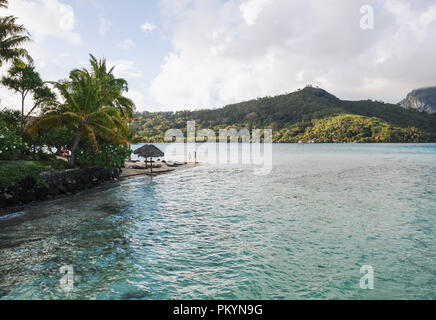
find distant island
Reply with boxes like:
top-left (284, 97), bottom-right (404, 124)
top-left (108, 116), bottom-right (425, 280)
top-left (133, 86), bottom-right (436, 143)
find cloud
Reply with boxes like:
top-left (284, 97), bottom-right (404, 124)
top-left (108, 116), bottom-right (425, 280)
top-left (125, 90), bottom-right (146, 111)
top-left (118, 38), bottom-right (136, 50)
top-left (0, 44), bottom-right (76, 111)
top-left (99, 16), bottom-right (111, 36)
top-left (0, 0), bottom-right (82, 112)
top-left (1, 0), bottom-right (81, 45)
top-left (140, 22), bottom-right (157, 33)
top-left (239, 0), bottom-right (273, 25)
top-left (150, 0), bottom-right (436, 110)
top-left (108, 60), bottom-right (144, 79)
top-left (159, 0), bottom-right (193, 17)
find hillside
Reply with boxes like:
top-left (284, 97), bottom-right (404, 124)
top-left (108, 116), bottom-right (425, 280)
top-left (400, 87), bottom-right (436, 114)
top-left (133, 87), bottom-right (436, 143)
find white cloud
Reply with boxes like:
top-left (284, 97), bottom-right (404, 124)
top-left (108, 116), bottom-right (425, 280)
top-left (159, 0), bottom-right (193, 17)
top-left (0, 0), bottom-right (82, 112)
top-left (0, 44), bottom-right (76, 112)
top-left (140, 22), bottom-right (157, 33)
top-left (108, 60), bottom-right (144, 79)
top-left (0, 0), bottom-right (81, 45)
top-left (150, 0), bottom-right (436, 110)
top-left (239, 0), bottom-right (273, 25)
top-left (118, 38), bottom-right (136, 50)
top-left (125, 90), bottom-right (146, 111)
top-left (99, 16), bottom-right (111, 36)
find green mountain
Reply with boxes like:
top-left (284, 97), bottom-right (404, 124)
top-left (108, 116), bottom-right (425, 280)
top-left (134, 87), bottom-right (436, 143)
top-left (400, 87), bottom-right (436, 114)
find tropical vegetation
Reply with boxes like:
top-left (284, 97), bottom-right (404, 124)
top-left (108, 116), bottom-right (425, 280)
top-left (132, 87), bottom-right (436, 143)
top-left (0, 0), bottom-right (31, 66)
top-left (29, 55), bottom-right (134, 167)
top-left (1, 0), bottom-right (435, 192)
top-left (0, 1), bottom-right (138, 189)
top-left (1, 63), bottom-right (54, 134)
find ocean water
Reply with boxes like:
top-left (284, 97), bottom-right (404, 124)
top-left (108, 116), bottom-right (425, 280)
top-left (0, 144), bottom-right (435, 300)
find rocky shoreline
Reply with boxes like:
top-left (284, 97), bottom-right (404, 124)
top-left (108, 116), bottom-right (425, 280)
top-left (0, 167), bottom-right (121, 211)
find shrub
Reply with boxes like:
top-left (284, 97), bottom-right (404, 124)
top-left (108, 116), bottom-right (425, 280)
top-left (33, 152), bottom-right (68, 170)
top-left (0, 160), bottom-right (48, 187)
top-left (76, 143), bottom-right (132, 168)
top-left (0, 108), bottom-right (20, 130)
top-left (0, 125), bottom-right (28, 160)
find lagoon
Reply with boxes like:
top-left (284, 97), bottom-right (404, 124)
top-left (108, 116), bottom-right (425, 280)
top-left (0, 144), bottom-right (435, 299)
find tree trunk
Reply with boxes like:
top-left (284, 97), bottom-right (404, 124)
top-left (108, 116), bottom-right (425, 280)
top-left (20, 95), bottom-right (25, 136)
top-left (68, 128), bottom-right (82, 168)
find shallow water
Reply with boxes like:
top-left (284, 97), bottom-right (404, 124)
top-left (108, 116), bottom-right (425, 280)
top-left (0, 144), bottom-right (435, 299)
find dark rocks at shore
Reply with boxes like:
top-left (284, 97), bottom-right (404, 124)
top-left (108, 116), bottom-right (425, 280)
top-left (0, 167), bottom-right (121, 210)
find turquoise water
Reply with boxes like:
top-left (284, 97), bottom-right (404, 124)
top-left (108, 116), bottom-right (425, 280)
top-left (0, 144), bottom-right (435, 300)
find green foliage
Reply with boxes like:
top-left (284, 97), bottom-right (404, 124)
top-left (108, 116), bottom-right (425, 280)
top-left (289, 115), bottom-right (424, 143)
top-left (0, 8), bottom-right (31, 67)
top-left (0, 126), bottom-right (28, 159)
top-left (1, 63), bottom-right (55, 131)
top-left (30, 54), bottom-right (133, 168)
top-left (132, 87), bottom-right (436, 143)
top-left (32, 152), bottom-right (68, 170)
top-left (76, 142), bottom-right (132, 169)
top-left (0, 108), bottom-right (20, 130)
top-left (0, 160), bottom-right (47, 187)
top-left (37, 127), bottom-right (75, 152)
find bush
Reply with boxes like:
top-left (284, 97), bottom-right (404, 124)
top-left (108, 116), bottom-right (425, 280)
top-left (76, 143), bottom-right (132, 169)
top-left (0, 160), bottom-right (48, 187)
top-left (0, 125), bottom-right (28, 160)
top-left (33, 152), bottom-right (68, 170)
top-left (0, 108), bottom-right (20, 130)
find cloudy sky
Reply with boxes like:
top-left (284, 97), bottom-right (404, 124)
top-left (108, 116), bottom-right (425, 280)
top-left (0, 0), bottom-right (435, 112)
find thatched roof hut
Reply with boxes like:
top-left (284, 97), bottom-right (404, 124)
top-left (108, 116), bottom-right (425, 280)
top-left (134, 144), bottom-right (164, 159)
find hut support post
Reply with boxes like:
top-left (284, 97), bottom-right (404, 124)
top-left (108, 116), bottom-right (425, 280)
top-left (133, 145), bottom-right (164, 174)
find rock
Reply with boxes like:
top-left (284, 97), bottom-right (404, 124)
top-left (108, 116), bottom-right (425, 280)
top-left (3, 193), bottom-right (13, 200)
top-left (0, 167), bottom-right (121, 210)
top-left (399, 87), bottom-right (436, 114)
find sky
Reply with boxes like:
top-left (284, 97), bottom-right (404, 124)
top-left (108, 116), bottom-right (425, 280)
top-left (0, 0), bottom-right (435, 113)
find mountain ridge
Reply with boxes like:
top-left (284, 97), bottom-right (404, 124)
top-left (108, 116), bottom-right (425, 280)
top-left (134, 86), bottom-right (436, 143)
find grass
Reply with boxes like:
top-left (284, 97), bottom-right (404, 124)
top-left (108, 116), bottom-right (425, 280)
top-left (0, 160), bottom-right (50, 187)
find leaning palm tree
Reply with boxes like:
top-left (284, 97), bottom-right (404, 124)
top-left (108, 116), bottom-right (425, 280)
top-left (0, 0), bottom-right (31, 66)
top-left (88, 54), bottom-right (135, 118)
top-left (29, 68), bottom-right (129, 168)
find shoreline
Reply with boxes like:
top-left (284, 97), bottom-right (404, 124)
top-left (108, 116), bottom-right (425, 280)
top-left (120, 163), bottom-right (198, 180)
top-left (0, 161), bottom-right (197, 215)
top-left (120, 161), bottom-right (196, 179)
top-left (136, 141), bottom-right (436, 144)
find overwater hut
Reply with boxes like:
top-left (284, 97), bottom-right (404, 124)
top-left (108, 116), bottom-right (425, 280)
top-left (133, 144), bottom-right (164, 173)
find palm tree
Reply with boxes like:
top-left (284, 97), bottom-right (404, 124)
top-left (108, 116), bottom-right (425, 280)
top-left (87, 54), bottom-right (135, 118)
top-left (87, 54), bottom-right (139, 157)
top-left (0, 0), bottom-right (31, 66)
top-left (30, 68), bottom-right (129, 168)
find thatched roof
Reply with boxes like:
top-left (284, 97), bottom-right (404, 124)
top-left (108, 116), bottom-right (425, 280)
top-left (134, 144), bottom-right (164, 158)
